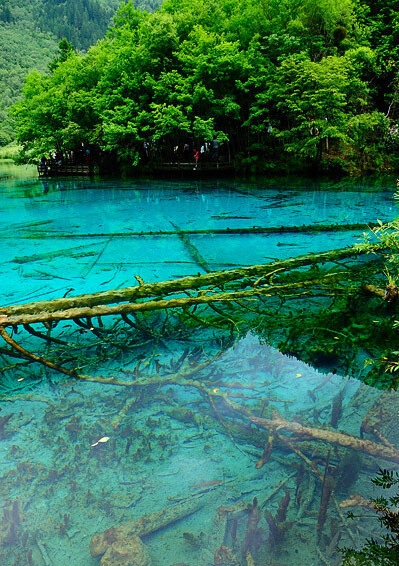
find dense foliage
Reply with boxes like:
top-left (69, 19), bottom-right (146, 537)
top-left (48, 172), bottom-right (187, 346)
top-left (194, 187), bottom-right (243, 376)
top-left (0, 2), bottom-right (55, 146)
top-left (341, 469), bottom-right (399, 565)
top-left (8, 0), bottom-right (399, 175)
top-left (0, 0), bottom-right (162, 146)
top-left (36, 0), bottom-right (120, 52)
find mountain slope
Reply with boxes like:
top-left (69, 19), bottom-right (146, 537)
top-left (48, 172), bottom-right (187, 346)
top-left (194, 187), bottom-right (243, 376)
top-left (0, 0), bottom-right (134, 145)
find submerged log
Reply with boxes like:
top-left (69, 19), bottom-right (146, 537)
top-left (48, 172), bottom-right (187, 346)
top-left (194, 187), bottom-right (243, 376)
top-left (90, 497), bottom-right (204, 558)
top-left (362, 283), bottom-right (399, 302)
top-left (249, 413), bottom-right (399, 463)
top-left (0, 244), bottom-right (376, 328)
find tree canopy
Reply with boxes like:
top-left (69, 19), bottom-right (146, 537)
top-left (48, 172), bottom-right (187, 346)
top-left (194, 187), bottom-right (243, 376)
top-left (10, 0), bottom-right (399, 175)
top-left (0, 0), bottom-right (162, 147)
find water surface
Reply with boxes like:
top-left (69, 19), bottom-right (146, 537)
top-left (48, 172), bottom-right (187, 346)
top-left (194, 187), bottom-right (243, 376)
top-left (0, 166), bottom-right (398, 566)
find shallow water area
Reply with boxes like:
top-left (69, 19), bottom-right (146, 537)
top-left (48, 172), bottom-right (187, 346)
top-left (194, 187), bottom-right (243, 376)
top-left (1, 165), bottom-right (399, 566)
top-left (1, 173), bottom-right (397, 304)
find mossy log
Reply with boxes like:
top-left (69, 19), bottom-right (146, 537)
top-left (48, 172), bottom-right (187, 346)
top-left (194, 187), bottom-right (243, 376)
top-left (362, 283), bottom-right (399, 303)
top-left (249, 412), bottom-right (399, 464)
top-left (90, 496), bottom-right (205, 558)
top-left (0, 244), bottom-right (375, 328)
top-left (22, 221), bottom-right (371, 243)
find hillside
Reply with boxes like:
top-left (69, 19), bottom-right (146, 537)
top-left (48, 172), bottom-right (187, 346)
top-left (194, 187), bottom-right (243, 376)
top-left (0, 0), bottom-right (162, 146)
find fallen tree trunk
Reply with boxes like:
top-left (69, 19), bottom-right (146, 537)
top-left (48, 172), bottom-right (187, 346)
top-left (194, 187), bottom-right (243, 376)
top-left (0, 244), bottom-right (377, 327)
top-left (0, 283), bottom-right (326, 327)
top-left (90, 496), bottom-right (205, 558)
top-left (362, 283), bottom-right (399, 303)
top-left (249, 413), bottom-right (399, 464)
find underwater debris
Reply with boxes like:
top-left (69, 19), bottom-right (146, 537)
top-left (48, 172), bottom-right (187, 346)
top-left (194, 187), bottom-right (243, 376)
top-left (335, 451), bottom-right (362, 493)
top-left (90, 497), bottom-right (205, 559)
top-left (1, 500), bottom-right (21, 546)
top-left (214, 545), bottom-right (240, 565)
top-left (182, 531), bottom-right (206, 547)
top-left (250, 412), bottom-right (399, 463)
top-left (0, 237), bottom-right (398, 565)
top-left (190, 479), bottom-right (223, 490)
top-left (243, 497), bottom-right (262, 555)
top-left (0, 414), bottom-right (13, 438)
top-left (245, 550), bottom-right (256, 566)
top-left (276, 489), bottom-right (290, 524)
top-left (98, 534), bottom-right (152, 566)
top-left (170, 220), bottom-right (211, 273)
top-left (0, 244), bottom-right (370, 331)
top-left (330, 389), bottom-right (344, 428)
top-left (362, 282), bottom-right (399, 304)
top-left (360, 391), bottom-right (399, 447)
top-left (91, 436), bottom-right (110, 447)
top-left (264, 489), bottom-right (291, 549)
top-left (36, 539), bottom-right (52, 566)
top-left (317, 451), bottom-right (335, 542)
top-left (339, 494), bottom-right (375, 509)
top-left (384, 284), bottom-right (399, 304)
top-left (58, 513), bottom-right (70, 536)
top-left (255, 431), bottom-right (275, 468)
top-left (0, 236), bottom-right (396, 394)
top-left (295, 468), bottom-right (316, 521)
top-left (213, 509), bottom-right (231, 547)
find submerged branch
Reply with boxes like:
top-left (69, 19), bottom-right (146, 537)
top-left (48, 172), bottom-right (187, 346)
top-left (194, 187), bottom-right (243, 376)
top-left (0, 326), bottom-right (78, 378)
top-left (249, 413), bottom-right (399, 463)
top-left (13, 223), bottom-right (378, 246)
top-left (0, 244), bottom-right (377, 328)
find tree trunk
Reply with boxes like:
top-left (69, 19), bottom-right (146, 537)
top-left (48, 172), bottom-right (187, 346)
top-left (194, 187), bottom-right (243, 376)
top-left (0, 244), bottom-right (376, 328)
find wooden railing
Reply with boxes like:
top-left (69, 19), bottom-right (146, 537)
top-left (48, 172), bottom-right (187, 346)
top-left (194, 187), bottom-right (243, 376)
top-left (37, 163), bottom-right (93, 177)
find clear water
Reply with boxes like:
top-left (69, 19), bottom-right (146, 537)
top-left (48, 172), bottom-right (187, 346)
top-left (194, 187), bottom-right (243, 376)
top-left (0, 163), bottom-right (398, 565)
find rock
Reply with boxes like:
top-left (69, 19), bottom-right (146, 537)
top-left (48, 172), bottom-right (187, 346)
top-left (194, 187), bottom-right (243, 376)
top-left (214, 545), bottom-right (239, 566)
top-left (90, 499), bottom-right (204, 558)
top-left (99, 535), bottom-right (152, 566)
top-left (91, 527), bottom-right (120, 557)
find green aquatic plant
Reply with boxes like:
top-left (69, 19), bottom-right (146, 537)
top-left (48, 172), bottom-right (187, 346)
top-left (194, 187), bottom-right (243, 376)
top-left (349, 214), bottom-right (399, 387)
top-left (341, 469), bottom-right (399, 565)
top-left (383, 267), bottom-right (397, 289)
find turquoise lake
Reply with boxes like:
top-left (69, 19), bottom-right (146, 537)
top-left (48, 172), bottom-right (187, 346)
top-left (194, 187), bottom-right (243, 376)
top-left (0, 161), bottom-right (398, 566)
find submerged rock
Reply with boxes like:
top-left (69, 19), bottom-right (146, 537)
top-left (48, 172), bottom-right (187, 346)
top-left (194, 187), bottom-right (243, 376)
top-left (90, 498), bottom-right (204, 558)
top-left (99, 535), bottom-right (152, 566)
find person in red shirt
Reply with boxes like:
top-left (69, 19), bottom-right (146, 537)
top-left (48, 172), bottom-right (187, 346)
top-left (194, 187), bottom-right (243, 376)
top-left (193, 148), bottom-right (199, 169)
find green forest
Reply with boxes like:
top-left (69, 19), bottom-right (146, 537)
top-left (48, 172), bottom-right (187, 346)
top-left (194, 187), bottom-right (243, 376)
top-left (7, 0), bottom-right (399, 176)
top-left (0, 0), bottom-right (161, 146)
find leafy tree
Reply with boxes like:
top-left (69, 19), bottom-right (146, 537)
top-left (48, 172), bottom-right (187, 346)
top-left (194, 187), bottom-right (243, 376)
top-left (341, 469), bottom-right (399, 565)
top-left (10, 0), bottom-right (398, 175)
top-left (0, 3), bottom-right (13, 24)
top-left (37, 0), bottom-right (121, 51)
top-left (300, 0), bottom-right (355, 54)
top-left (10, 48), bottom-right (102, 160)
top-left (48, 38), bottom-right (76, 72)
top-left (355, 0), bottom-right (399, 115)
top-left (269, 51), bottom-right (374, 169)
top-left (0, 0), bottom-right (123, 147)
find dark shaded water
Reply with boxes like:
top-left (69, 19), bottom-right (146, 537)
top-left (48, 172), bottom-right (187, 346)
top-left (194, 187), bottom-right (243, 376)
top-left (0, 163), bottom-right (398, 566)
